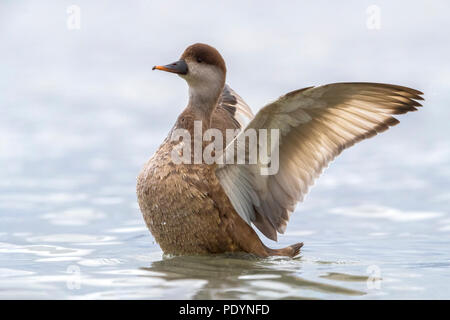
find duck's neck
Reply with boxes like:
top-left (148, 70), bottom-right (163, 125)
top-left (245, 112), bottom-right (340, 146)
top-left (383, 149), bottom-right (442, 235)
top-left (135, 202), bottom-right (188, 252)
top-left (187, 81), bottom-right (224, 128)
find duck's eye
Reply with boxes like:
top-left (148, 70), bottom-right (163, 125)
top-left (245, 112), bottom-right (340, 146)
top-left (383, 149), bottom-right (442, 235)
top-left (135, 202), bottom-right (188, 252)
top-left (197, 57), bottom-right (203, 63)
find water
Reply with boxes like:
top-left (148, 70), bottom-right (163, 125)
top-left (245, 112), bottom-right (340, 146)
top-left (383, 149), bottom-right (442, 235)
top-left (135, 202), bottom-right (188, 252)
top-left (1, 105), bottom-right (449, 300)
top-left (1, 1), bottom-right (450, 299)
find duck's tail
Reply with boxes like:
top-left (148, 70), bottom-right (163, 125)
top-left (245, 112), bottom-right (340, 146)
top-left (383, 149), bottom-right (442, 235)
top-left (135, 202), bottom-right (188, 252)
top-left (264, 242), bottom-right (303, 258)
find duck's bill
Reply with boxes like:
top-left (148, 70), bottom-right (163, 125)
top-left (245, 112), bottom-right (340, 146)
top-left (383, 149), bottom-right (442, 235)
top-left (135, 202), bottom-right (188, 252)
top-left (152, 59), bottom-right (188, 75)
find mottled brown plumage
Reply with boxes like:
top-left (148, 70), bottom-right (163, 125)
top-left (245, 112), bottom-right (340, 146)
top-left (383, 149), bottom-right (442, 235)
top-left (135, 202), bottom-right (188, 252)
top-left (138, 43), bottom-right (423, 257)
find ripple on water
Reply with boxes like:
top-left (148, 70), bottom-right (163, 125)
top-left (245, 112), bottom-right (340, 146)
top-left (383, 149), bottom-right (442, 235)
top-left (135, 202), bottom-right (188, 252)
top-left (0, 193), bottom-right (88, 206)
top-left (77, 258), bottom-right (123, 267)
top-left (438, 218), bottom-right (450, 232)
top-left (0, 268), bottom-right (35, 277)
top-left (0, 242), bottom-right (92, 258)
top-left (284, 230), bottom-right (316, 237)
top-left (91, 197), bottom-right (124, 205)
top-left (41, 208), bottom-right (105, 226)
top-left (107, 227), bottom-right (148, 234)
top-left (330, 205), bottom-right (444, 222)
top-left (26, 234), bottom-right (116, 244)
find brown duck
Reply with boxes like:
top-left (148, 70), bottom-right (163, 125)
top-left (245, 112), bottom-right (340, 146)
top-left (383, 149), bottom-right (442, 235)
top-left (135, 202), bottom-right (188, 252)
top-left (137, 43), bottom-right (423, 258)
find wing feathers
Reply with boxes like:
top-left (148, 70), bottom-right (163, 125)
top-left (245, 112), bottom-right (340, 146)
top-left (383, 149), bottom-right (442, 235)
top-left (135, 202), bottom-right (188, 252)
top-left (218, 84), bottom-right (254, 129)
top-left (216, 82), bottom-right (423, 240)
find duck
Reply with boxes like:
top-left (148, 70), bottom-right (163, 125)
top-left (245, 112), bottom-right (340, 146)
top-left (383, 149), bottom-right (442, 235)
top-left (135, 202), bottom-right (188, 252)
top-left (137, 43), bottom-right (423, 257)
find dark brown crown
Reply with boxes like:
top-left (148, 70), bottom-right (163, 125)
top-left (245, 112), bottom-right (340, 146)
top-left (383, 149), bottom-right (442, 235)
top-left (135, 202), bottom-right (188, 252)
top-left (181, 43), bottom-right (226, 74)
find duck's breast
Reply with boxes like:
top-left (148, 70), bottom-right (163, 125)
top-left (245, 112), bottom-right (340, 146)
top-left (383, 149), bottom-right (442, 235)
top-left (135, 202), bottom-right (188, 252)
top-left (136, 142), bottom-right (239, 255)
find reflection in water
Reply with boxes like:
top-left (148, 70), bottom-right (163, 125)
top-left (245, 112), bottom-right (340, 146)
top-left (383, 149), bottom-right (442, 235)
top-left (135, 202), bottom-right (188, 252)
top-left (143, 254), bottom-right (366, 299)
top-left (320, 272), bottom-right (374, 282)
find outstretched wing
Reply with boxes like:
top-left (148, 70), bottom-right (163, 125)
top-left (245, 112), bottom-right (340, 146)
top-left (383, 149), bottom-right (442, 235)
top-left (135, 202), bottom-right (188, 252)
top-left (216, 82), bottom-right (423, 241)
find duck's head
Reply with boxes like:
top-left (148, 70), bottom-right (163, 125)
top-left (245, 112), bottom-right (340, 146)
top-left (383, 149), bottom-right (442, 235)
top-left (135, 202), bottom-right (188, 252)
top-left (153, 43), bottom-right (226, 105)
